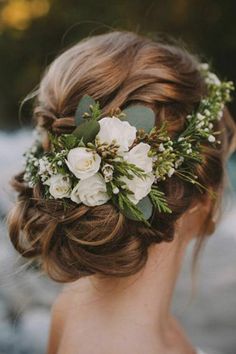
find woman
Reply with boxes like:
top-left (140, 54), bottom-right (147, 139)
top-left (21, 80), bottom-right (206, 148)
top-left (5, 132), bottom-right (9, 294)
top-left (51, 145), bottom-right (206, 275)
top-left (7, 31), bottom-right (236, 354)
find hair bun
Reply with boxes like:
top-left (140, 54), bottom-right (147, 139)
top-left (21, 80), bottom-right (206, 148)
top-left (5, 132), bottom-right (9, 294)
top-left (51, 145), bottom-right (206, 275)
top-left (8, 31), bottom-right (235, 282)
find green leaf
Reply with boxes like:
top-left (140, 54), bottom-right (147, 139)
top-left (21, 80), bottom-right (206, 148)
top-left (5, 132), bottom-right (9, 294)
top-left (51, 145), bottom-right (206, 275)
top-left (149, 187), bottom-right (172, 214)
top-left (136, 196), bottom-right (153, 220)
top-left (73, 119), bottom-right (100, 144)
top-left (117, 193), bottom-right (152, 225)
top-left (75, 95), bottom-right (96, 126)
top-left (122, 105), bottom-right (155, 132)
top-left (59, 134), bottom-right (80, 149)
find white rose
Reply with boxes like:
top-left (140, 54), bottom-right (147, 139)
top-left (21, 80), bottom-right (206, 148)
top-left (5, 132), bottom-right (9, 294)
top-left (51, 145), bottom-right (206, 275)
top-left (44, 174), bottom-right (71, 199)
top-left (71, 173), bottom-right (110, 206)
top-left (66, 147), bottom-right (101, 180)
top-left (95, 117), bottom-right (137, 152)
top-left (121, 173), bottom-right (155, 204)
top-left (123, 142), bottom-right (153, 173)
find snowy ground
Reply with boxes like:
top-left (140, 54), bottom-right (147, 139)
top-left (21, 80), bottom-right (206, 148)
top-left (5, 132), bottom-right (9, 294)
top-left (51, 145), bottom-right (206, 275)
top-left (0, 130), bottom-right (235, 354)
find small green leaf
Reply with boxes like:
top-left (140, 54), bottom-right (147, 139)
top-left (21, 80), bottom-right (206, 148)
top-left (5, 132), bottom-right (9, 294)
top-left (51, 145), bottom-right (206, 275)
top-left (122, 105), bottom-right (155, 132)
top-left (149, 187), bottom-right (172, 214)
top-left (59, 134), bottom-right (80, 149)
top-left (136, 196), bottom-right (153, 220)
top-left (73, 120), bottom-right (100, 144)
top-left (118, 195), bottom-right (153, 224)
top-left (78, 138), bottom-right (86, 147)
top-left (119, 203), bottom-right (137, 221)
top-left (75, 95), bottom-right (96, 126)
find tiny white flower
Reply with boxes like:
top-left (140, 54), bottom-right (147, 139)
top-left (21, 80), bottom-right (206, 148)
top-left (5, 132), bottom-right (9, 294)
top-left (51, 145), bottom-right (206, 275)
top-left (95, 116), bottom-right (137, 152)
top-left (208, 135), bottom-right (216, 143)
top-left (217, 110), bottom-right (223, 120)
top-left (178, 137), bottom-right (184, 142)
top-left (57, 160), bottom-right (63, 166)
top-left (66, 147), bottom-right (101, 180)
top-left (167, 167), bottom-right (175, 178)
top-left (204, 109), bottom-right (211, 117)
top-left (175, 156), bottom-right (184, 168)
top-left (39, 157), bottom-right (51, 175)
top-left (71, 173), bottom-right (110, 206)
top-left (200, 63), bottom-right (209, 71)
top-left (158, 143), bottom-right (165, 152)
top-left (199, 121), bottom-right (205, 128)
top-left (209, 123), bottom-right (213, 129)
top-left (196, 123), bottom-right (202, 129)
top-left (112, 187), bottom-right (119, 194)
top-left (207, 72), bottom-right (221, 86)
top-left (44, 174), bottom-right (71, 199)
top-left (152, 155), bottom-right (158, 163)
top-left (196, 113), bottom-right (205, 121)
top-left (101, 163), bottom-right (114, 182)
top-left (23, 172), bottom-right (29, 181)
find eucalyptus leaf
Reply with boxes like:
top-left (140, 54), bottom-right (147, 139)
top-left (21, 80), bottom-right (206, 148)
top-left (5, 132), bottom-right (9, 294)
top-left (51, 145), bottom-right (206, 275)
top-left (75, 95), bottom-right (96, 126)
top-left (122, 105), bottom-right (155, 132)
top-left (120, 195), bottom-right (153, 222)
top-left (73, 119), bottom-right (100, 144)
top-left (136, 196), bottom-right (153, 220)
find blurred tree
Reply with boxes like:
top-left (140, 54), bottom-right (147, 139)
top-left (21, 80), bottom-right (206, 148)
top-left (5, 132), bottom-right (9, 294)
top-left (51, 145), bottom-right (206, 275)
top-left (0, 0), bottom-right (236, 130)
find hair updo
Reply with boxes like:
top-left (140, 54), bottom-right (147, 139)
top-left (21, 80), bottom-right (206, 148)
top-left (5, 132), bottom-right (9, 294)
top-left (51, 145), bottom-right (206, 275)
top-left (7, 31), bottom-right (236, 282)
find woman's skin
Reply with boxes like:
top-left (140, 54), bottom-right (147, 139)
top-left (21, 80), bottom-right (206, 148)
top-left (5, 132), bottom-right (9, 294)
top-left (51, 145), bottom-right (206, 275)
top-left (47, 198), bottom-right (212, 354)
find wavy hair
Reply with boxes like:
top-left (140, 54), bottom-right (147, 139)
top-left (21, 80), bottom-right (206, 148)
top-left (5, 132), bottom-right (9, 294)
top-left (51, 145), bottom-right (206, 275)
top-left (7, 31), bottom-right (236, 282)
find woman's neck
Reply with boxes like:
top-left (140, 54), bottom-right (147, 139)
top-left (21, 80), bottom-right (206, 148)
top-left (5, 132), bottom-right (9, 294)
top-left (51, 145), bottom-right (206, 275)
top-left (87, 231), bottom-right (187, 334)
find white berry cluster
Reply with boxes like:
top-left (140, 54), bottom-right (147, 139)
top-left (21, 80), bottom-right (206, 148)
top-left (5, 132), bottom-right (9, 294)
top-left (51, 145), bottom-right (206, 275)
top-left (23, 143), bottom-right (42, 187)
top-left (153, 138), bottom-right (176, 181)
top-left (38, 156), bottom-right (56, 182)
top-left (185, 63), bottom-right (234, 144)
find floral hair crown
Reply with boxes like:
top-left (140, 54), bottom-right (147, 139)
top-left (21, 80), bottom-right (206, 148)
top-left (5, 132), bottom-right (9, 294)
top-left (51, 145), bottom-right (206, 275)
top-left (23, 64), bottom-right (234, 226)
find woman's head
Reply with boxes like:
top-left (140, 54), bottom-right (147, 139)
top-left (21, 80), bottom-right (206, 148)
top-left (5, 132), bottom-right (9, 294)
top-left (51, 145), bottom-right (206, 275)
top-left (7, 31), bottom-right (236, 282)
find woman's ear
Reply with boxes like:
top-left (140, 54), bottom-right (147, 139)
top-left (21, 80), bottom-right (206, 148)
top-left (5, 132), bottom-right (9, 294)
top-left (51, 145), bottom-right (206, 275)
top-left (189, 193), bottom-right (220, 238)
top-left (175, 202), bottom-right (202, 243)
top-left (178, 194), bottom-right (218, 242)
top-left (201, 193), bottom-right (221, 237)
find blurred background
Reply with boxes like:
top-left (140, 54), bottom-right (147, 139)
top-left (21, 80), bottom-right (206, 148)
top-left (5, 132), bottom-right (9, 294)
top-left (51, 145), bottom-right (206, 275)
top-left (0, 1), bottom-right (236, 353)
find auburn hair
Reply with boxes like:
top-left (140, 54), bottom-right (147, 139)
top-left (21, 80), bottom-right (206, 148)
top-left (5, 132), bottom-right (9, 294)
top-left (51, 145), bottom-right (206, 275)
top-left (7, 31), bottom-right (236, 282)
